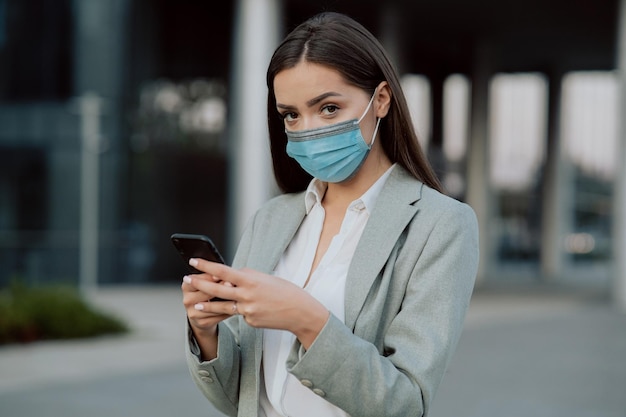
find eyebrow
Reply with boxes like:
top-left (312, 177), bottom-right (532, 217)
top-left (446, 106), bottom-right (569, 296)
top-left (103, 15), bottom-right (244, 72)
top-left (276, 91), bottom-right (343, 110)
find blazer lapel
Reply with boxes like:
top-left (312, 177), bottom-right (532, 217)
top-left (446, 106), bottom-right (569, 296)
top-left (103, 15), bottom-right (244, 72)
top-left (344, 166), bottom-right (423, 329)
top-left (248, 193), bottom-right (307, 274)
top-left (243, 193), bottom-right (307, 403)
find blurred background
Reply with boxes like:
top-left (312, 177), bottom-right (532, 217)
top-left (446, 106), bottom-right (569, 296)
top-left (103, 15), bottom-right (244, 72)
top-left (1, 0), bottom-right (625, 299)
top-left (0, 0), bottom-right (624, 295)
top-left (0, 0), bottom-right (625, 416)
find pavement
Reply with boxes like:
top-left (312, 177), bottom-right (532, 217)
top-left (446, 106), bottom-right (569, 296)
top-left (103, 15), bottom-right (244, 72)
top-left (0, 284), bottom-right (624, 417)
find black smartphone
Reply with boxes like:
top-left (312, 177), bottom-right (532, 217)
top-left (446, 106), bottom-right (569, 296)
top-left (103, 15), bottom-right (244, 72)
top-left (171, 233), bottom-right (228, 301)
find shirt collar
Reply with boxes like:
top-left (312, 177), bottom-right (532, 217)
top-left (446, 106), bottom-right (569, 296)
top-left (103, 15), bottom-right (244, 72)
top-left (303, 164), bottom-right (396, 215)
top-left (304, 178), bottom-right (327, 214)
top-left (358, 163), bottom-right (395, 212)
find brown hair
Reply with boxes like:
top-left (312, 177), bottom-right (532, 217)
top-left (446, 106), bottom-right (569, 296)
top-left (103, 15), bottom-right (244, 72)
top-left (266, 12), bottom-right (443, 194)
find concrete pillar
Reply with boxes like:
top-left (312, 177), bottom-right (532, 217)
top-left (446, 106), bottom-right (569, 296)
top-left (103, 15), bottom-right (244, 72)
top-left (227, 0), bottom-right (281, 258)
top-left (428, 74), bottom-right (447, 179)
top-left (613, 0), bottom-right (626, 311)
top-left (540, 71), bottom-right (573, 281)
top-left (55, 0), bottom-right (129, 286)
top-left (466, 43), bottom-right (494, 284)
top-left (78, 93), bottom-right (103, 294)
top-left (73, 0), bottom-right (129, 100)
top-left (379, 4), bottom-right (405, 74)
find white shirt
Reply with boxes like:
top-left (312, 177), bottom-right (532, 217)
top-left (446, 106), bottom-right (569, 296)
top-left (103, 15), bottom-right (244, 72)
top-left (260, 165), bottom-right (395, 417)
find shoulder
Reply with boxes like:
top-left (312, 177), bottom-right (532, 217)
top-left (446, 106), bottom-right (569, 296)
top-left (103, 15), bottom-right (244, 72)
top-left (419, 186), bottom-right (477, 230)
top-left (263, 191), bottom-right (305, 210)
top-left (421, 186), bottom-right (474, 215)
top-left (244, 191), bottom-right (306, 236)
top-left (255, 191), bottom-right (305, 220)
top-left (409, 186), bottom-right (479, 252)
top-left (388, 165), bottom-right (476, 223)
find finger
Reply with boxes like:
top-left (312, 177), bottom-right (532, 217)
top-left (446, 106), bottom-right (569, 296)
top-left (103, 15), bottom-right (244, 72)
top-left (181, 276), bottom-right (200, 292)
top-left (189, 259), bottom-right (248, 287)
top-left (185, 274), bottom-right (238, 302)
top-left (182, 286), bottom-right (215, 307)
top-left (181, 270), bottom-right (223, 294)
top-left (193, 299), bottom-right (239, 316)
top-left (182, 276), bottom-right (225, 305)
top-left (187, 308), bottom-right (230, 328)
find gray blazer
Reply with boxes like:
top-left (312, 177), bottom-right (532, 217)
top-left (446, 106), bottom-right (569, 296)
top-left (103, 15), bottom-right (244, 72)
top-left (186, 165), bottom-right (479, 417)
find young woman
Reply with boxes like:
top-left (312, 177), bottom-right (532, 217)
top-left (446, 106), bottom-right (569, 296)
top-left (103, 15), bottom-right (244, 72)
top-left (181, 12), bottom-right (479, 417)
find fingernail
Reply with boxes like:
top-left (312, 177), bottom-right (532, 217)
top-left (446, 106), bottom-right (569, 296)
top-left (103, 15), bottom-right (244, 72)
top-left (194, 303), bottom-right (204, 311)
top-left (183, 275), bottom-right (192, 284)
top-left (189, 258), bottom-right (198, 267)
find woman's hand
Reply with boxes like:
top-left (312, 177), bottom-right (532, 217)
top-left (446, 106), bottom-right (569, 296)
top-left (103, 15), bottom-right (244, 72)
top-left (181, 271), bottom-right (236, 360)
top-left (186, 258), bottom-right (330, 349)
top-left (182, 272), bottom-right (233, 330)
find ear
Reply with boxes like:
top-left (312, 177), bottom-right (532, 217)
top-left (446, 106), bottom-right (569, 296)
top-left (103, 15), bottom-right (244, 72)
top-left (374, 81), bottom-right (392, 118)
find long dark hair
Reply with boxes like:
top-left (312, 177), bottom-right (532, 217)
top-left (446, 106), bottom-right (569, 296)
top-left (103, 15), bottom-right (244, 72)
top-left (266, 12), bottom-right (443, 194)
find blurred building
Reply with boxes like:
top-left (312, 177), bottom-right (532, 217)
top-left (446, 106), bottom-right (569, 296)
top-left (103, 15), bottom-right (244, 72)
top-left (0, 0), bottom-right (234, 287)
top-left (0, 0), bottom-right (624, 307)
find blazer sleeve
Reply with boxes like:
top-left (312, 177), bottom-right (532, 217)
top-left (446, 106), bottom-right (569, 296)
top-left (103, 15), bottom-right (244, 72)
top-left (185, 319), bottom-right (241, 416)
top-left (184, 210), bottom-right (260, 416)
top-left (285, 201), bottom-right (479, 417)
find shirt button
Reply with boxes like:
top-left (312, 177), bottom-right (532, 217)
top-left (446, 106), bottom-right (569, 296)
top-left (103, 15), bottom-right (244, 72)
top-left (300, 379), bottom-right (313, 388)
top-left (200, 376), bottom-right (214, 383)
top-left (313, 388), bottom-right (326, 397)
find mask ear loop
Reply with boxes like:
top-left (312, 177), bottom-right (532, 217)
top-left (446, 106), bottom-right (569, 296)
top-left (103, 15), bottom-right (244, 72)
top-left (357, 88), bottom-right (378, 124)
top-left (357, 87), bottom-right (381, 148)
top-left (368, 117), bottom-right (382, 149)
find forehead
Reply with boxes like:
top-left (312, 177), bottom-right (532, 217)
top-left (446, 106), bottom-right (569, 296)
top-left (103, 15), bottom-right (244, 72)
top-left (273, 61), bottom-right (356, 102)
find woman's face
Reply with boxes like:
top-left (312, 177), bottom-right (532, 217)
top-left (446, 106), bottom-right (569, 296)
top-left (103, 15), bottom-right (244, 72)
top-left (273, 61), bottom-right (379, 139)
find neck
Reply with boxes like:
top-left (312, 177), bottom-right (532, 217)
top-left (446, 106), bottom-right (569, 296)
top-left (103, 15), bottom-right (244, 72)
top-left (323, 153), bottom-right (392, 206)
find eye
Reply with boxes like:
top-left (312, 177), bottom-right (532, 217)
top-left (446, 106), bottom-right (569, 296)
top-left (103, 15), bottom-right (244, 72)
top-left (321, 104), bottom-right (339, 116)
top-left (280, 112), bottom-right (298, 123)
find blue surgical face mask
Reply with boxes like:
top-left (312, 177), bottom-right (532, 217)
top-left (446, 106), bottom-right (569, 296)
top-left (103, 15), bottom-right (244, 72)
top-left (285, 91), bottom-right (382, 183)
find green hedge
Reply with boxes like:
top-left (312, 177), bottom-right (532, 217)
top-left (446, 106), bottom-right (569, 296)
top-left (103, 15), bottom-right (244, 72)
top-left (0, 283), bottom-right (128, 345)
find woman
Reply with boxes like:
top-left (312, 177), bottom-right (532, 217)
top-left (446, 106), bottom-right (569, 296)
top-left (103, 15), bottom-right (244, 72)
top-left (182, 12), bottom-right (479, 417)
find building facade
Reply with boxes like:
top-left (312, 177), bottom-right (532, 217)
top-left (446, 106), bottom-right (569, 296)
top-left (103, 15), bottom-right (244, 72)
top-left (0, 0), bottom-right (624, 308)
